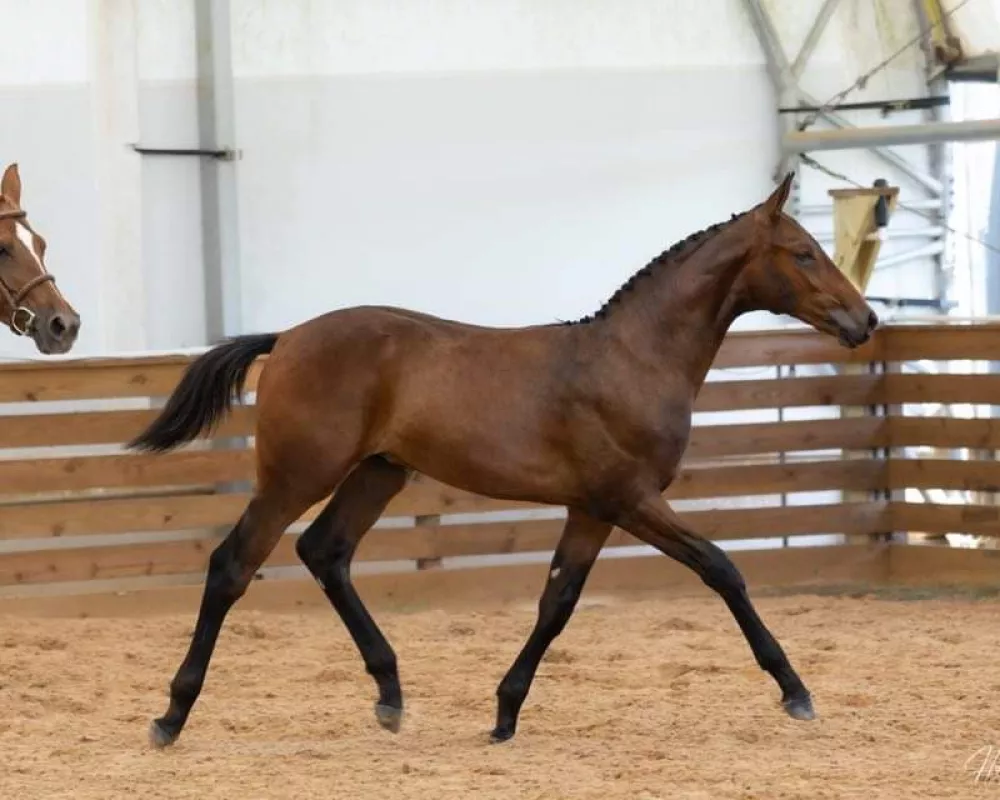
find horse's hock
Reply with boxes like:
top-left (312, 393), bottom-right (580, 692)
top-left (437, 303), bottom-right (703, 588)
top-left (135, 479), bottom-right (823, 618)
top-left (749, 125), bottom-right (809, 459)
top-left (2, 321), bottom-right (1000, 798)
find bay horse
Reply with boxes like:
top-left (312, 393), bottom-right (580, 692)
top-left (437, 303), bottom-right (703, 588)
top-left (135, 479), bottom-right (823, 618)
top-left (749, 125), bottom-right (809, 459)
top-left (129, 173), bottom-right (877, 748)
top-left (0, 163), bottom-right (80, 354)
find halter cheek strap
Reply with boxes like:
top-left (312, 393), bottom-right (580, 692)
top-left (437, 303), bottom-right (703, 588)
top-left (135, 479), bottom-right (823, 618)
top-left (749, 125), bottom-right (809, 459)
top-left (0, 208), bottom-right (56, 336)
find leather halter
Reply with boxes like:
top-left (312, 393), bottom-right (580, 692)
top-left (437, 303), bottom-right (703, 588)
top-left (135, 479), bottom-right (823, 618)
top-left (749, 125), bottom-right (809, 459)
top-left (0, 208), bottom-right (56, 336)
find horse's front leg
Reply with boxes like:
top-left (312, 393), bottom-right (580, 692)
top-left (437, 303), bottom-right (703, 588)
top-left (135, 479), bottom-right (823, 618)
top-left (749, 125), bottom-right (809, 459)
top-left (491, 509), bottom-right (611, 742)
top-left (617, 492), bottom-right (815, 721)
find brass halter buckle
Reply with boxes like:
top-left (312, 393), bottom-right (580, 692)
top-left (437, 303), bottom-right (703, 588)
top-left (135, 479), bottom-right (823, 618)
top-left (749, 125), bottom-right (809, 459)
top-left (9, 306), bottom-right (35, 336)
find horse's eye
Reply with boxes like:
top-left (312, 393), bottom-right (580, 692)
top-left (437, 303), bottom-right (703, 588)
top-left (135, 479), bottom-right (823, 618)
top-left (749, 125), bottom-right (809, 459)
top-left (794, 251), bottom-right (813, 266)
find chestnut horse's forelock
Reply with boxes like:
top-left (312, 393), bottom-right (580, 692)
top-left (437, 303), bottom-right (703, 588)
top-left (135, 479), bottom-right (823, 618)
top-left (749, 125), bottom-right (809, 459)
top-left (0, 208), bottom-right (56, 336)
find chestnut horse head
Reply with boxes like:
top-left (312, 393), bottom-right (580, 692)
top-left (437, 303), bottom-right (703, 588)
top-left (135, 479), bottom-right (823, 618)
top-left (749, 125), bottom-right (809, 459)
top-left (739, 172), bottom-right (877, 347)
top-left (0, 163), bottom-right (80, 354)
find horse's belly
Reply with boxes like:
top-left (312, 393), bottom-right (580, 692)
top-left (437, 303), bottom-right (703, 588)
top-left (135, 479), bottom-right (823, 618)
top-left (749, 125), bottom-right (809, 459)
top-left (386, 399), bottom-right (577, 505)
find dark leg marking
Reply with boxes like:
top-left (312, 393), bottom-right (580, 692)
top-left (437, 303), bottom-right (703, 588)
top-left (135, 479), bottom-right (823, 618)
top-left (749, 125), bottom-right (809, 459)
top-left (295, 456), bottom-right (409, 733)
top-left (618, 494), bottom-right (814, 722)
top-left (150, 491), bottom-right (302, 748)
top-left (491, 509), bottom-right (611, 742)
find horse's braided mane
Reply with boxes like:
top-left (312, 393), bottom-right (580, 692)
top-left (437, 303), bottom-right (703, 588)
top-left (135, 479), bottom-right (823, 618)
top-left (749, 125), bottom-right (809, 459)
top-left (565, 211), bottom-right (747, 326)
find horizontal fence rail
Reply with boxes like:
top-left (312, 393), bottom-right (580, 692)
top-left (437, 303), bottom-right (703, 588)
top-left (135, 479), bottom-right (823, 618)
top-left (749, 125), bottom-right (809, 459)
top-left (0, 321), bottom-right (999, 605)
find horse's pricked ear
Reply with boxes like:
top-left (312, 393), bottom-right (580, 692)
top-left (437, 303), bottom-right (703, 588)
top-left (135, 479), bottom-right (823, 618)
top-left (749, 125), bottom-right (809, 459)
top-left (1, 164), bottom-right (21, 207)
top-left (762, 171), bottom-right (794, 221)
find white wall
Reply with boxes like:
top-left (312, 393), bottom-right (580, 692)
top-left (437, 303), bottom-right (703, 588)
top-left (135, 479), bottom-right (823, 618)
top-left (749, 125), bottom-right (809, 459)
top-left (228, 0), bottom-right (780, 333)
top-left (0, 0), bottom-right (950, 355)
top-left (0, 0), bottom-right (917, 549)
top-left (0, 1), bottom-right (101, 359)
top-left (0, 0), bottom-right (785, 358)
top-left (136, 0), bottom-right (205, 350)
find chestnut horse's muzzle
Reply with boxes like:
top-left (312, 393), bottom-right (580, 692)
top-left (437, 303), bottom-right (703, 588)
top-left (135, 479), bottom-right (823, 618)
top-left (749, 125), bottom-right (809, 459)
top-left (828, 306), bottom-right (879, 348)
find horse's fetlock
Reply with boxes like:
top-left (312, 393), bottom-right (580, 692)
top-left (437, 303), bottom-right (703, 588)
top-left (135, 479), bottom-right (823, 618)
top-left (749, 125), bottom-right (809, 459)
top-left (170, 669), bottom-right (203, 704)
top-left (497, 674), bottom-right (528, 703)
top-left (365, 651), bottom-right (398, 681)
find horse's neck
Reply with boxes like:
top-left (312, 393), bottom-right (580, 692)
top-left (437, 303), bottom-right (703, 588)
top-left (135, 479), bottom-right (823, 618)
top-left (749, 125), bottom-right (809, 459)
top-left (605, 227), bottom-right (752, 385)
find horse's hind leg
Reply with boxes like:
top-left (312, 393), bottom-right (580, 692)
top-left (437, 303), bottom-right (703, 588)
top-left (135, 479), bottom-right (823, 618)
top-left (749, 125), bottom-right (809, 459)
top-left (294, 455), bottom-right (409, 732)
top-left (492, 509), bottom-right (612, 742)
top-left (148, 486), bottom-right (311, 748)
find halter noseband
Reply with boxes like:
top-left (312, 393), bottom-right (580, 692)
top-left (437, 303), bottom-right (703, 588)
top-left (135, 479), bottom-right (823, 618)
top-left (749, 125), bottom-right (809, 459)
top-left (0, 208), bottom-right (56, 336)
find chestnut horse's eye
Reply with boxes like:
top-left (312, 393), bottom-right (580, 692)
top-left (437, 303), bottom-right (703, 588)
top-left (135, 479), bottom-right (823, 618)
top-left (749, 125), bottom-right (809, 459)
top-left (794, 251), bottom-right (813, 267)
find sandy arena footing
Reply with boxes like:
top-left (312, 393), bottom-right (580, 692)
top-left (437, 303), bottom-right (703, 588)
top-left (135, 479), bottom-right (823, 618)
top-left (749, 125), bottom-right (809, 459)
top-left (1, 591), bottom-right (997, 799)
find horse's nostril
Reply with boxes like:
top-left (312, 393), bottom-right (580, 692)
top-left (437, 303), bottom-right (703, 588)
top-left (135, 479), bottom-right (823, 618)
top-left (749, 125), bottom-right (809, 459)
top-left (867, 310), bottom-right (879, 330)
top-left (49, 314), bottom-right (68, 339)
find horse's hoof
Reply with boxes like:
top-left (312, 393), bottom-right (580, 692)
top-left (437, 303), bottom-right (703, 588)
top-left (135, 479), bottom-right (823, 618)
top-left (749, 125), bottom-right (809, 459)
top-left (782, 693), bottom-right (816, 721)
top-left (148, 719), bottom-right (177, 749)
top-left (489, 726), bottom-right (514, 744)
top-left (374, 703), bottom-right (403, 733)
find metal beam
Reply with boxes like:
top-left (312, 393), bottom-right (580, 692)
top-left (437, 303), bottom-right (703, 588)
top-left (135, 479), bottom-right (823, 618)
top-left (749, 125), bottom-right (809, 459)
top-left (791, 0), bottom-right (842, 79)
top-left (986, 126), bottom-right (1000, 414)
top-left (945, 55), bottom-right (1000, 83)
top-left (987, 122), bottom-right (1000, 312)
top-left (745, 0), bottom-right (942, 194)
top-left (921, 0), bottom-right (963, 66)
top-left (740, 0), bottom-right (790, 96)
top-left (798, 198), bottom-right (944, 215)
top-left (784, 119), bottom-right (1000, 152)
top-left (873, 241), bottom-right (945, 269)
top-left (909, 0), bottom-right (952, 317)
top-left (815, 226), bottom-right (946, 243)
top-left (195, 0), bottom-right (247, 503)
top-left (778, 96), bottom-right (949, 114)
top-left (798, 97), bottom-right (944, 194)
top-left (739, 0), bottom-right (800, 179)
top-left (195, 0), bottom-right (242, 342)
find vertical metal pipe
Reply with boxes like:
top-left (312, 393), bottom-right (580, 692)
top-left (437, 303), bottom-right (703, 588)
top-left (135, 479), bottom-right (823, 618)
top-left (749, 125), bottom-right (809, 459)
top-left (195, 0), bottom-right (242, 342)
top-left (986, 132), bottom-right (1000, 388)
top-left (195, 0), bottom-right (248, 515)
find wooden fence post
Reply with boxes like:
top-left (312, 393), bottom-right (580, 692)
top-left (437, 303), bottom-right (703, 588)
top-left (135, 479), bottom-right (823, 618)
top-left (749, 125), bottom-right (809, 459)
top-left (828, 184), bottom-right (898, 545)
top-left (415, 514), bottom-right (443, 570)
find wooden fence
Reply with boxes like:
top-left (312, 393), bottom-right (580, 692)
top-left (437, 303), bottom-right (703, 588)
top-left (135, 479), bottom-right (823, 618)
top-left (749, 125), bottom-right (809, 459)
top-left (2, 320), bottom-right (1000, 616)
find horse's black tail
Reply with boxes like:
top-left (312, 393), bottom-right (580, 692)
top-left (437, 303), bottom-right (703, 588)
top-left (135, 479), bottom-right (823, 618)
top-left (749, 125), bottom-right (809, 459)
top-left (126, 333), bottom-right (280, 453)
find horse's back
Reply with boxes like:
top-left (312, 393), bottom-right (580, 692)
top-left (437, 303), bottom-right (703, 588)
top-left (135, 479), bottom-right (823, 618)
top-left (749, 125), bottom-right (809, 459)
top-left (259, 303), bottom-right (580, 498)
top-left (282, 303), bottom-right (565, 365)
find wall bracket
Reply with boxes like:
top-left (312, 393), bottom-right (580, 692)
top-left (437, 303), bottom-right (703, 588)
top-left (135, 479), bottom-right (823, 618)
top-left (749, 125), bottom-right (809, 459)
top-left (129, 144), bottom-right (241, 161)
